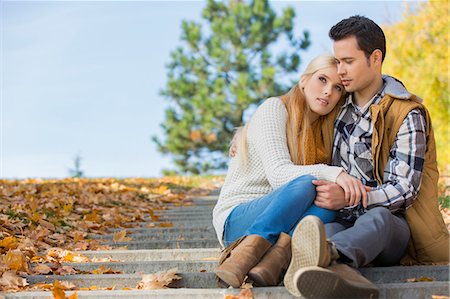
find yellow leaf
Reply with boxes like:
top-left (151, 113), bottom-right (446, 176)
top-left (31, 211), bottom-right (43, 223)
top-left (158, 222), bottom-right (173, 228)
top-left (152, 185), bottom-right (168, 195)
top-left (148, 210), bottom-right (159, 222)
top-left (52, 287), bottom-right (66, 299)
top-left (63, 252), bottom-right (89, 263)
top-left (67, 292), bottom-right (78, 299)
top-left (28, 198), bottom-right (39, 213)
top-left (113, 230), bottom-right (132, 242)
top-left (3, 249), bottom-right (28, 272)
top-left (84, 211), bottom-right (102, 223)
top-left (0, 236), bottom-right (18, 250)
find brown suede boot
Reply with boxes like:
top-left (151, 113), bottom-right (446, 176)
top-left (248, 232), bottom-right (292, 286)
top-left (215, 235), bottom-right (271, 288)
top-left (293, 264), bottom-right (380, 298)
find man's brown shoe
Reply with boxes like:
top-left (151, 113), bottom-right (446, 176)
top-left (294, 264), bottom-right (379, 298)
top-left (214, 235), bottom-right (271, 288)
top-left (248, 232), bottom-right (292, 286)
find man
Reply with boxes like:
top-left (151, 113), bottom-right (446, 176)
top-left (282, 15), bottom-right (449, 298)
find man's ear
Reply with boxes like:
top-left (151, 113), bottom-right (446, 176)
top-left (371, 49), bottom-right (383, 65)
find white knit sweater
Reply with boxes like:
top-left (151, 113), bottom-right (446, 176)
top-left (212, 97), bottom-right (343, 246)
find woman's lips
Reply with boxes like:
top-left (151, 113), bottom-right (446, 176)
top-left (317, 98), bottom-right (329, 106)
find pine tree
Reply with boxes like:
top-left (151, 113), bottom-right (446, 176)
top-left (153, 0), bottom-right (310, 174)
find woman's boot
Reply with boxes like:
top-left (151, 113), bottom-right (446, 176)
top-left (215, 235), bottom-right (271, 288)
top-left (248, 232), bottom-right (292, 286)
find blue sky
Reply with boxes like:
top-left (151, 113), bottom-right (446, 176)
top-left (1, 0), bottom-right (421, 179)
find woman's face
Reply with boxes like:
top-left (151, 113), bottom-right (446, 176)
top-left (302, 66), bottom-right (344, 119)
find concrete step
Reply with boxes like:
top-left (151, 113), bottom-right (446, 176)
top-left (38, 261), bottom-right (449, 282)
top-left (105, 239), bottom-right (220, 249)
top-left (138, 221), bottom-right (213, 228)
top-left (25, 265), bottom-right (449, 285)
top-left (6, 193), bottom-right (448, 299)
top-left (79, 249), bottom-right (220, 262)
top-left (145, 215), bottom-right (213, 221)
top-left (3, 283), bottom-right (448, 299)
top-left (58, 260), bottom-right (218, 273)
top-left (154, 209), bottom-right (213, 215)
top-left (106, 227), bottom-right (215, 234)
top-left (91, 231), bottom-right (217, 241)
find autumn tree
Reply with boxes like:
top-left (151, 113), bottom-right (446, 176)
top-left (383, 1), bottom-right (449, 174)
top-left (153, 0), bottom-right (310, 174)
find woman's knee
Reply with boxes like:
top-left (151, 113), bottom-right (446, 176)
top-left (287, 175), bottom-right (317, 193)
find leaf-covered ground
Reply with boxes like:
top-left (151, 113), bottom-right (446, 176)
top-left (1, 176), bottom-right (449, 296)
top-left (0, 176), bottom-right (223, 293)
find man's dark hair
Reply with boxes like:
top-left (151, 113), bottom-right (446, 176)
top-left (329, 15), bottom-right (386, 62)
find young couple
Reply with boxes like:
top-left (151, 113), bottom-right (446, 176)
top-left (212, 15), bottom-right (449, 298)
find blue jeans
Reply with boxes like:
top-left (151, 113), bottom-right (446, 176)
top-left (223, 175), bottom-right (336, 246)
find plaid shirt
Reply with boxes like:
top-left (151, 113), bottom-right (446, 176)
top-left (332, 77), bottom-right (427, 221)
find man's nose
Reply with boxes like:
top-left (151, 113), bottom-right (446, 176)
top-left (337, 63), bottom-right (346, 75)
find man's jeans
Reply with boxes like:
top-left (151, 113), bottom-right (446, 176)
top-left (223, 175), bottom-right (336, 246)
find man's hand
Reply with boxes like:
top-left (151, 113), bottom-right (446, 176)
top-left (313, 180), bottom-right (349, 210)
top-left (313, 180), bottom-right (372, 210)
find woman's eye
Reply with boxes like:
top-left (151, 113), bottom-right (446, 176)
top-left (335, 86), bottom-right (342, 92)
top-left (319, 76), bottom-right (326, 83)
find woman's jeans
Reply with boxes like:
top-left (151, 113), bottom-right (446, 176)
top-left (223, 175), bottom-right (336, 246)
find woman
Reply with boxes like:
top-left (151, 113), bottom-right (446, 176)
top-left (212, 56), bottom-right (367, 288)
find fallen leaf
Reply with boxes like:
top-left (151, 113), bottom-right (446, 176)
top-left (136, 268), bottom-right (181, 290)
top-left (224, 288), bottom-right (254, 299)
top-left (3, 249), bottom-right (28, 272)
top-left (405, 276), bottom-right (434, 282)
top-left (113, 230), bottom-right (132, 242)
top-left (67, 293), bottom-right (78, 299)
top-left (54, 266), bottom-right (78, 276)
top-left (52, 280), bottom-right (67, 299)
top-left (39, 219), bottom-right (56, 232)
top-left (158, 222), bottom-right (174, 228)
top-left (91, 265), bottom-right (122, 275)
top-left (0, 236), bottom-right (18, 250)
top-left (0, 271), bottom-right (28, 291)
top-left (62, 252), bottom-right (89, 263)
top-left (32, 264), bottom-right (52, 275)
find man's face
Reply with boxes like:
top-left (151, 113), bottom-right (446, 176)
top-left (333, 36), bottom-right (377, 94)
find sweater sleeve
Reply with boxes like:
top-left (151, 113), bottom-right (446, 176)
top-left (247, 97), bottom-right (343, 189)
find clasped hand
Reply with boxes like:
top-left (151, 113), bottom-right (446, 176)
top-left (313, 172), bottom-right (371, 210)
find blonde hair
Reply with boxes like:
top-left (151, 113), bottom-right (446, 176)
top-left (237, 55), bottom-right (342, 166)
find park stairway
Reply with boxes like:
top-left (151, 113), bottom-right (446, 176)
top-left (2, 194), bottom-right (449, 298)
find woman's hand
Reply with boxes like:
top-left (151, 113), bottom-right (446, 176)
top-left (228, 128), bottom-right (242, 157)
top-left (335, 172), bottom-right (368, 208)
